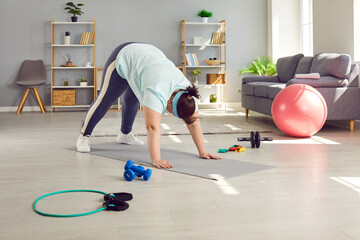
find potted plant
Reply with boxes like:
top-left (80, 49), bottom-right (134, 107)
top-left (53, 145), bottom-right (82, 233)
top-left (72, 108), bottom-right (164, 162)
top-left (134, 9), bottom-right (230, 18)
top-left (210, 94), bottom-right (217, 103)
top-left (191, 68), bottom-right (202, 86)
top-left (197, 9), bottom-right (213, 23)
top-left (78, 78), bottom-right (88, 86)
top-left (239, 56), bottom-right (277, 76)
top-left (64, 2), bottom-right (84, 22)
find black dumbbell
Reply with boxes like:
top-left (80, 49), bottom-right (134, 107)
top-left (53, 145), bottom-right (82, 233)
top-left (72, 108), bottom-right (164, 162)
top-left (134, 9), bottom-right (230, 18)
top-left (237, 131), bottom-right (273, 148)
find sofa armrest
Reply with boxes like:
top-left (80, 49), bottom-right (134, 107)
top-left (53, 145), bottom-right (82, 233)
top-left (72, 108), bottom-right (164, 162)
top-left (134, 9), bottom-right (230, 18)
top-left (286, 76), bottom-right (349, 88)
top-left (242, 75), bottom-right (280, 84)
top-left (348, 64), bottom-right (359, 87)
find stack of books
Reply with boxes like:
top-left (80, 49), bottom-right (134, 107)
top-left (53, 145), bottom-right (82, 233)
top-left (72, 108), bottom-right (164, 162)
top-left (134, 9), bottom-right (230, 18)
top-left (80, 32), bottom-right (94, 44)
top-left (185, 53), bottom-right (199, 66)
top-left (210, 32), bottom-right (225, 44)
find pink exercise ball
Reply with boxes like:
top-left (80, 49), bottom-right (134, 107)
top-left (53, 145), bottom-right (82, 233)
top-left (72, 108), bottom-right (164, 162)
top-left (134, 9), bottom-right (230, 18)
top-left (271, 84), bottom-right (327, 137)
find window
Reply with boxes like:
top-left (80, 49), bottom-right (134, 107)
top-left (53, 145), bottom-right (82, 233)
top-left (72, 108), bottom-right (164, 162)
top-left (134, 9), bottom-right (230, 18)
top-left (300, 0), bottom-right (313, 56)
top-left (354, 0), bottom-right (360, 61)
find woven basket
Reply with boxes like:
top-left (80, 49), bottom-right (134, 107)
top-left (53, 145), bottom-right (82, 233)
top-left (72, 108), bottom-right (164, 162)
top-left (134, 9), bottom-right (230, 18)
top-left (52, 89), bottom-right (76, 106)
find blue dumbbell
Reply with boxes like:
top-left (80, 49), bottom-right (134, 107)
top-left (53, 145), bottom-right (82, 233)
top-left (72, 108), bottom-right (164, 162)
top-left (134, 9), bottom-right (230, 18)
top-left (124, 169), bottom-right (136, 181)
top-left (124, 160), bottom-right (152, 181)
top-left (135, 166), bottom-right (145, 177)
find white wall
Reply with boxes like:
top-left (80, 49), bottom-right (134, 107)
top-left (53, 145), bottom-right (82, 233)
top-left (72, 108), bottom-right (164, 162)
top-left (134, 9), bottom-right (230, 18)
top-left (268, 0), bottom-right (358, 60)
top-left (268, 0), bottom-right (301, 61)
top-left (354, 0), bottom-right (360, 61)
top-left (0, 0), bottom-right (268, 108)
top-left (313, 0), bottom-right (354, 56)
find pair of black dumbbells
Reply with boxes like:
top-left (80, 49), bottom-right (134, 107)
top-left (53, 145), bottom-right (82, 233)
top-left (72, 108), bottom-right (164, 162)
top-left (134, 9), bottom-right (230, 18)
top-left (237, 131), bottom-right (273, 148)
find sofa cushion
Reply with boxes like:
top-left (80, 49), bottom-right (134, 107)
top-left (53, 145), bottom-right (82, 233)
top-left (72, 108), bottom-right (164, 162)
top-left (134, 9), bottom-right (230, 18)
top-left (309, 53), bottom-right (351, 79)
top-left (277, 53), bottom-right (304, 83)
top-left (295, 57), bottom-right (313, 74)
top-left (242, 75), bottom-right (280, 84)
top-left (242, 82), bottom-right (286, 99)
top-left (242, 83), bottom-right (255, 96)
top-left (254, 84), bottom-right (270, 97)
top-left (267, 84), bottom-right (286, 99)
top-left (243, 82), bottom-right (270, 96)
top-left (286, 76), bottom-right (349, 88)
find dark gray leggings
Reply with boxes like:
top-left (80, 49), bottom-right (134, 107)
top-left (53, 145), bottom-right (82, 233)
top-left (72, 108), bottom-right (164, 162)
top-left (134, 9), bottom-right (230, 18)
top-left (81, 42), bottom-right (140, 136)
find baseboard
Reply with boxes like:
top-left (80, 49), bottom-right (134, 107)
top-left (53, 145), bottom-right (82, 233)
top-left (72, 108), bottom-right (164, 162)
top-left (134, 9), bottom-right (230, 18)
top-left (0, 104), bottom-right (119, 113)
top-left (0, 106), bottom-right (52, 112)
top-left (197, 102), bottom-right (241, 110)
top-left (223, 102), bottom-right (242, 109)
top-left (0, 102), bottom-right (241, 113)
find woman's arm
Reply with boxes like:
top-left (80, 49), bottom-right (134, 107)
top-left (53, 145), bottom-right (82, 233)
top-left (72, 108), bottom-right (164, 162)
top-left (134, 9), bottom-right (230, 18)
top-left (185, 113), bottom-right (221, 160)
top-left (143, 106), bottom-right (173, 168)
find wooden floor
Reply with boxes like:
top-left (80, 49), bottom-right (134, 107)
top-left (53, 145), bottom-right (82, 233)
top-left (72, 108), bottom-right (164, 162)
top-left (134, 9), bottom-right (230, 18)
top-left (1, 108), bottom-right (360, 240)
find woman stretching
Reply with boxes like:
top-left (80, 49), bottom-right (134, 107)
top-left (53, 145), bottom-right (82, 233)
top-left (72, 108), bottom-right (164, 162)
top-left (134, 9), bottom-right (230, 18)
top-left (76, 42), bottom-right (221, 168)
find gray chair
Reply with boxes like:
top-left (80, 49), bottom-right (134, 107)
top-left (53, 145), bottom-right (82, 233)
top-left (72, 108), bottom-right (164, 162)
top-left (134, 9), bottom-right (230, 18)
top-left (16, 60), bottom-right (46, 114)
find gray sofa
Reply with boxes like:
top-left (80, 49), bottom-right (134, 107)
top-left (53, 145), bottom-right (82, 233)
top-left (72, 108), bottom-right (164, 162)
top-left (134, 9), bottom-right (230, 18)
top-left (241, 53), bottom-right (360, 131)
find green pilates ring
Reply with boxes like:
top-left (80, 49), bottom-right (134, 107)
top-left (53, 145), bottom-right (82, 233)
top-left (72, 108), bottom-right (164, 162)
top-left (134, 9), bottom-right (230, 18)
top-left (33, 189), bottom-right (108, 217)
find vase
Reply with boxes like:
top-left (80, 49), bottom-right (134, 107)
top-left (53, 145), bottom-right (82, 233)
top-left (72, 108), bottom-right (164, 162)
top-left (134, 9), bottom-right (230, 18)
top-left (202, 17), bottom-right (208, 23)
top-left (193, 75), bottom-right (199, 86)
top-left (64, 36), bottom-right (70, 45)
top-left (71, 16), bottom-right (78, 22)
top-left (80, 82), bottom-right (88, 87)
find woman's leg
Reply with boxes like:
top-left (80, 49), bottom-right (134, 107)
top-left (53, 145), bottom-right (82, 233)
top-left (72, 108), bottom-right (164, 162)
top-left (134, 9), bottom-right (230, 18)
top-left (80, 62), bottom-right (128, 136)
top-left (116, 86), bottom-right (143, 145)
top-left (80, 43), bottom-right (134, 136)
top-left (121, 87), bottom-right (140, 134)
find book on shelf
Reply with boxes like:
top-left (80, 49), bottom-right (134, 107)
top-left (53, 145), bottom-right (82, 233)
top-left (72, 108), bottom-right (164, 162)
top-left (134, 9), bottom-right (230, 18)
top-left (80, 32), bottom-right (94, 44)
top-left (190, 54), bottom-right (195, 66)
top-left (88, 32), bottom-right (94, 44)
top-left (185, 54), bottom-right (191, 66)
top-left (185, 53), bottom-right (199, 66)
top-left (193, 54), bottom-right (199, 66)
top-left (210, 32), bottom-right (225, 44)
top-left (80, 32), bottom-right (85, 44)
top-left (80, 33), bottom-right (84, 44)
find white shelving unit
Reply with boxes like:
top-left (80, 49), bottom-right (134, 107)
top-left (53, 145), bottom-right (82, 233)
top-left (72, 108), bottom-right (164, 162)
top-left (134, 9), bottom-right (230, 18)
top-left (180, 19), bottom-right (226, 107)
top-left (52, 105), bottom-right (90, 108)
top-left (185, 44), bottom-right (224, 47)
top-left (50, 19), bottom-right (96, 111)
top-left (52, 67), bottom-right (95, 69)
top-left (52, 44), bottom-right (94, 47)
top-left (185, 66), bottom-right (222, 68)
top-left (52, 86), bottom-right (94, 89)
top-left (52, 22), bottom-right (95, 25)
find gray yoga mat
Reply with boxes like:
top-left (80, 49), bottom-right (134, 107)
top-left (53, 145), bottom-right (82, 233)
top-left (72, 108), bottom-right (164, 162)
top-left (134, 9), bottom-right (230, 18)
top-left (86, 142), bottom-right (275, 180)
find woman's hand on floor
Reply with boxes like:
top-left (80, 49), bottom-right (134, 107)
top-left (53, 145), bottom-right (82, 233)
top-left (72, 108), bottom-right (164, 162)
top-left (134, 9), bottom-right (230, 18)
top-left (152, 159), bottom-right (173, 168)
top-left (200, 153), bottom-right (222, 160)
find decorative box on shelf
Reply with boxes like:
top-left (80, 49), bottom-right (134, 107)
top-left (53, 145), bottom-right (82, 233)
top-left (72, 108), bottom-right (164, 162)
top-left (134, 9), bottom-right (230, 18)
top-left (206, 73), bottom-right (225, 84)
top-left (52, 89), bottom-right (76, 106)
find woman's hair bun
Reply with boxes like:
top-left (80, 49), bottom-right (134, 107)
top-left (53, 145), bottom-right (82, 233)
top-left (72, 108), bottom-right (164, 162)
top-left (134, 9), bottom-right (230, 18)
top-left (186, 84), bottom-right (200, 99)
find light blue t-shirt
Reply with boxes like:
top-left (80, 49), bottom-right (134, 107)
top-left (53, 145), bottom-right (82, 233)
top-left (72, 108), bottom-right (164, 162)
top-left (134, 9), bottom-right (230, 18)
top-left (116, 43), bottom-right (191, 113)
